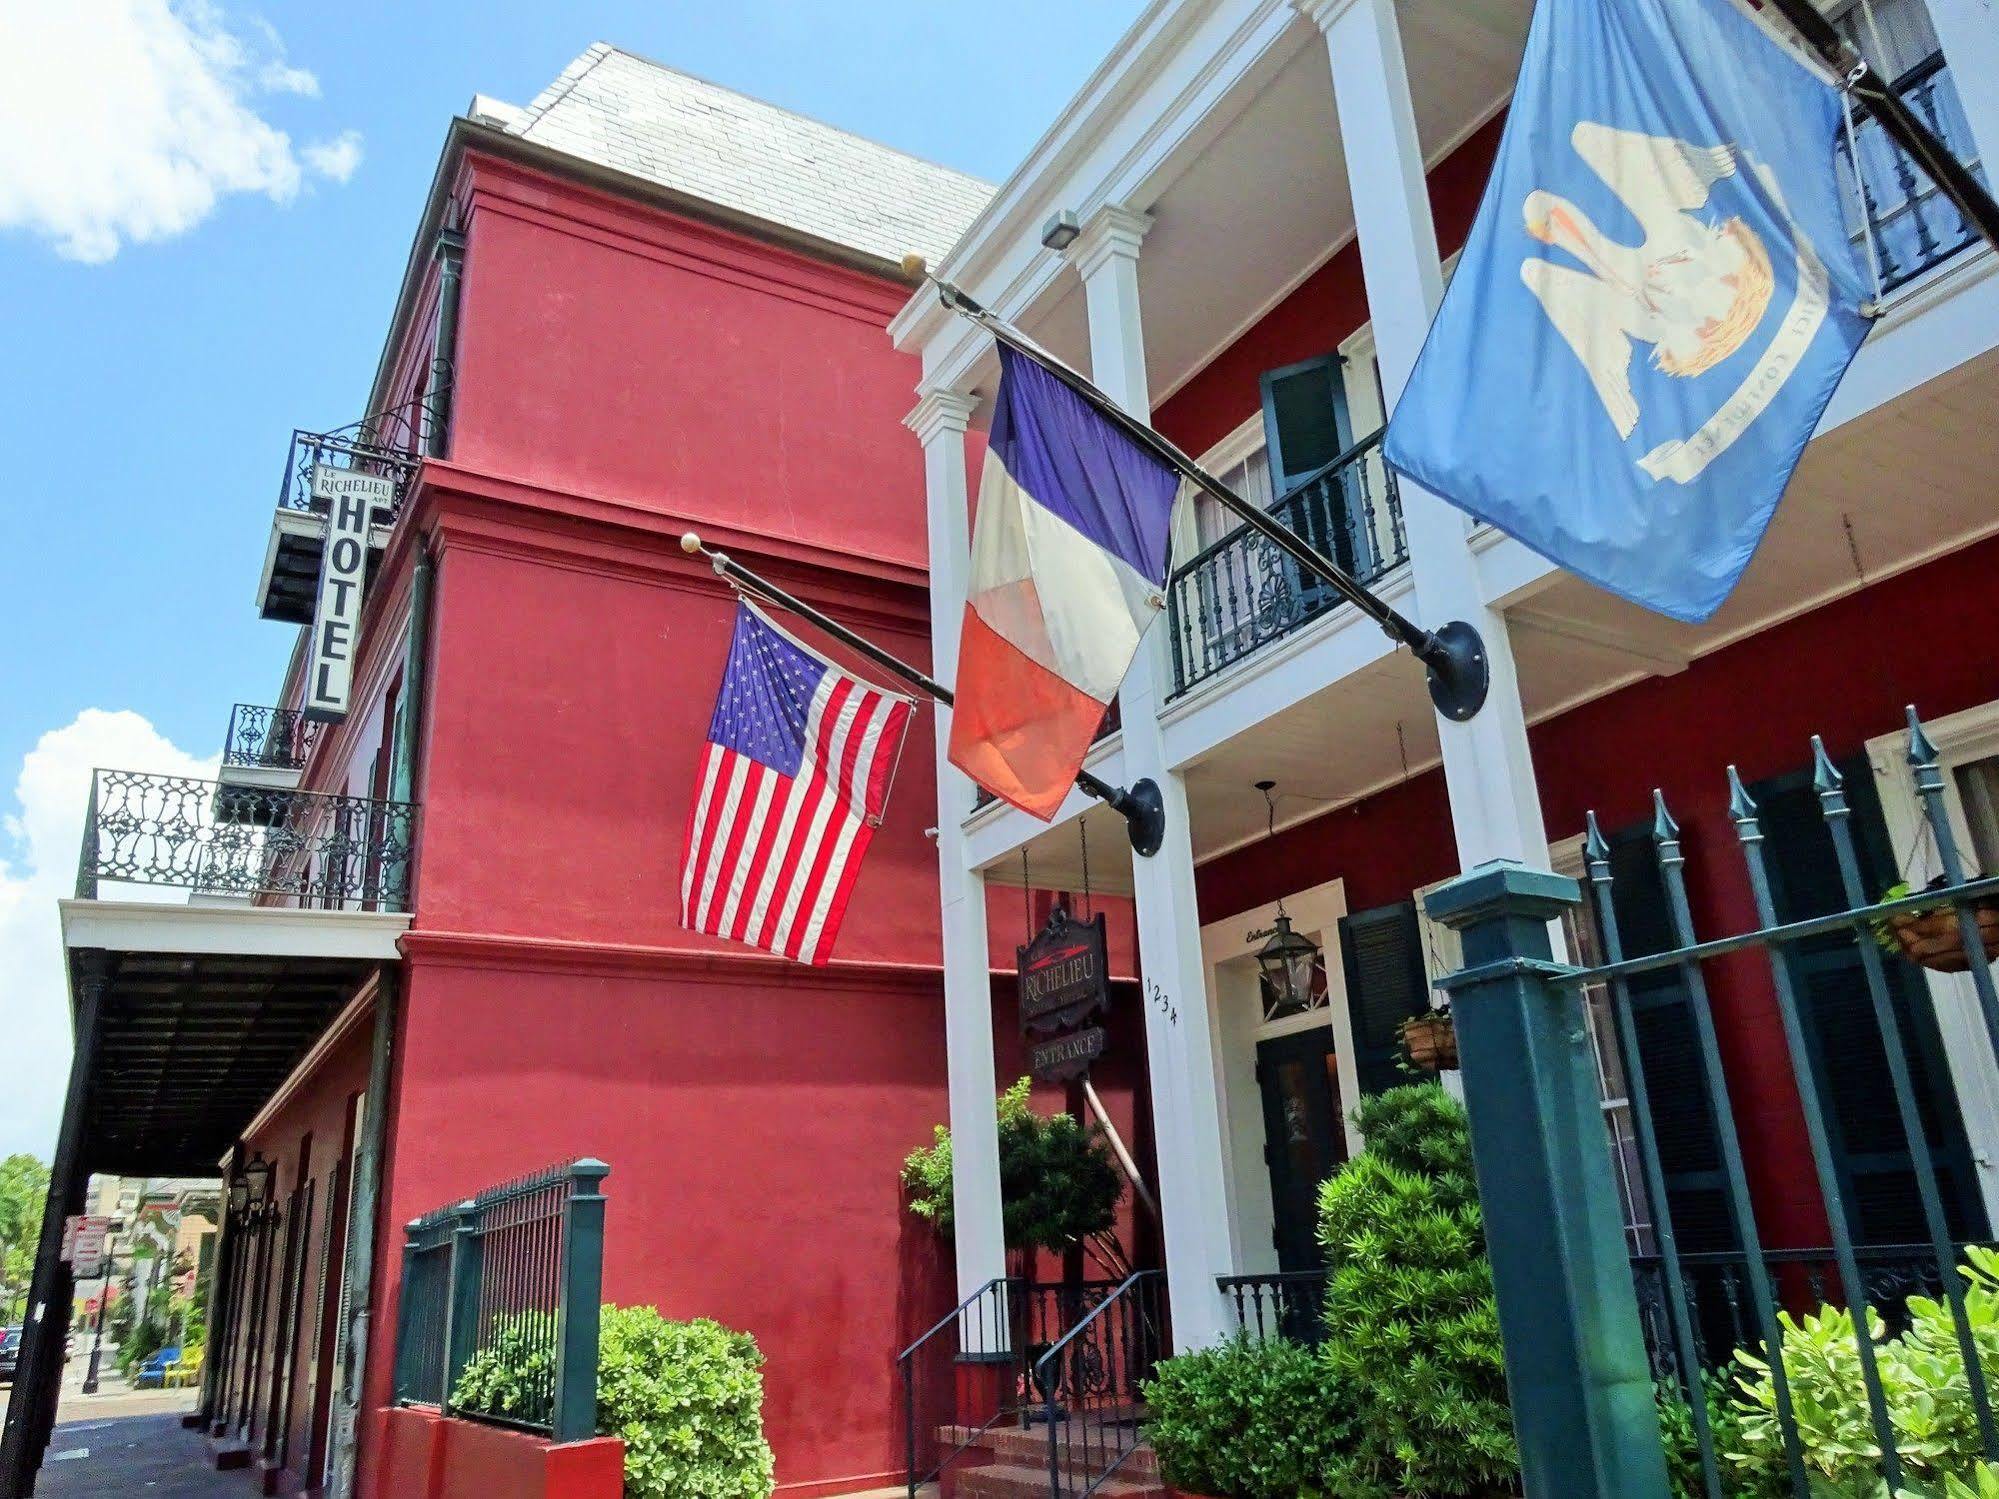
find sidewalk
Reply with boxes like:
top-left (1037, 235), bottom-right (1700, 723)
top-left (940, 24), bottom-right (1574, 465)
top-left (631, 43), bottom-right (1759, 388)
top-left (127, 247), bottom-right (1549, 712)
top-left (39, 1412), bottom-right (229, 1497)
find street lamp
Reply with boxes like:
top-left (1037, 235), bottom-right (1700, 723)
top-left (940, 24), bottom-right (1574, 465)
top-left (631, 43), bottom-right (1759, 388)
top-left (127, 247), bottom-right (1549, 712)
top-left (239, 1155), bottom-right (273, 1219)
top-left (79, 1218), bottom-right (124, 1396)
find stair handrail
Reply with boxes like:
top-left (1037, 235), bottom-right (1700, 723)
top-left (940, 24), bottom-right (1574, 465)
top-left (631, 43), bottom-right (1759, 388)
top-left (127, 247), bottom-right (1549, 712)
top-left (899, 1275), bottom-right (1022, 1498)
top-left (1032, 1269), bottom-right (1166, 1498)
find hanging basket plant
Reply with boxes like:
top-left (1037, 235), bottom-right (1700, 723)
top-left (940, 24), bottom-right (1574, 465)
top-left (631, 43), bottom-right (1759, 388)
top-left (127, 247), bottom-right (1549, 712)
top-left (1398, 1004), bottom-right (1457, 1073)
top-left (1874, 877), bottom-right (1999, 974)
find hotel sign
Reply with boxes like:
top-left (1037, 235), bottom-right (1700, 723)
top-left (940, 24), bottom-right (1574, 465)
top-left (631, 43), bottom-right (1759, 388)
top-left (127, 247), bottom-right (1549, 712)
top-left (1018, 908), bottom-right (1109, 1082)
top-left (304, 465), bottom-right (393, 722)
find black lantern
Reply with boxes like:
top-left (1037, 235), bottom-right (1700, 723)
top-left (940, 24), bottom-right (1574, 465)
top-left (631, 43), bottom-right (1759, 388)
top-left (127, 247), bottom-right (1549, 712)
top-left (227, 1175), bottom-right (249, 1216)
top-left (240, 1154), bottom-right (273, 1214)
top-left (1252, 909), bottom-right (1323, 1014)
top-left (1246, 781), bottom-right (1324, 1017)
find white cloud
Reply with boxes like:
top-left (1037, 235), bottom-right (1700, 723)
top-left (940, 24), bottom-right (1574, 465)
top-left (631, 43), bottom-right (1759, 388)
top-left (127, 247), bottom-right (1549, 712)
top-left (304, 130), bottom-right (364, 184)
top-left (0, 711), bottom-right (215, 1162)
top-left (0, 1), bottom-right (361, 263)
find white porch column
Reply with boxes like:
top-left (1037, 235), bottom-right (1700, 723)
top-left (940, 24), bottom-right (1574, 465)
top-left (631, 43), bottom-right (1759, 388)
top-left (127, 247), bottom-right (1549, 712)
top-left (1071, 205), bottom-right (1238, 1349)
top-left (1298, 0), bottom-right (1554, 872)
top-left (908, 387), bottom-right (1009, 1306)
top-left (1925, 0), bottom-right (1999, 184)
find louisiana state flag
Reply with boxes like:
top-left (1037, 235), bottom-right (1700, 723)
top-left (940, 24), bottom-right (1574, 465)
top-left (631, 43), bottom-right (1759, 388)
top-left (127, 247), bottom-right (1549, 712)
top-left (1383, 0), bottom-right (1875, 623)
top-left (949, 345), bottom-right (1178, 819)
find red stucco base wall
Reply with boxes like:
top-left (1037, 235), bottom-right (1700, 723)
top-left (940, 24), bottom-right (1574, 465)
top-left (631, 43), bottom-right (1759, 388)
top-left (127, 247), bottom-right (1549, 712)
top-left (378, 1406), bottom-right (623, 1499)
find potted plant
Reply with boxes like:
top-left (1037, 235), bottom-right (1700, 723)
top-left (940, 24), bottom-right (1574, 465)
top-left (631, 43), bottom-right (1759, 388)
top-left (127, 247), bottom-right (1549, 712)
top-left (1399, 1002), bottom-right (1457, 1072)
top-left (1873, 877), bottom-right (1999, 974)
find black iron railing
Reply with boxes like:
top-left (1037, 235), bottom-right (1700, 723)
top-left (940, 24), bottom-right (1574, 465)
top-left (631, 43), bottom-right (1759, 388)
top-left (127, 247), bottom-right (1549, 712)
top-left (392, 1160), bottom-right (609, 1442)
top-left (277, 378), bottom-right (445, 529)
top-left (1167, 429), bottom-right (1406, 697)
top-left (221, 704), bottom-right (324, 772)
top-left (1632, 1240), bottom-right (1998, 1384)
top-left (1217, 1269), bottom-right (1328, 1346)
top-left (1037, 1269), bottom-right (1167, 1498)
top-left (1836, 52), bottom-right (1988, 296)
top-left (74, 768), bottom-right (417, 911)
top-left (898, 1277), bottom-right (1152, 1497)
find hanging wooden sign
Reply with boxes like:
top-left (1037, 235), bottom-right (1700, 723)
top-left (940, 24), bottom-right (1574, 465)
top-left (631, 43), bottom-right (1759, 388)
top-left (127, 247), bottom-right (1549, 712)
top-left (1018, 907), bottom-right (1109, 1081)
top-left (1018, 909), bottom-right (1109, 1035)
top-left (1030, 1024), bottom-right (1107, 1083)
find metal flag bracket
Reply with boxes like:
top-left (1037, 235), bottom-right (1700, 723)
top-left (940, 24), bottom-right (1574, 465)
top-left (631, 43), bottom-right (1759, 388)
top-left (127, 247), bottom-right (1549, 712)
top-left (678, 532), bottom-right (1169, 856)
top-left (901, 256), bottom-right (1491, 725)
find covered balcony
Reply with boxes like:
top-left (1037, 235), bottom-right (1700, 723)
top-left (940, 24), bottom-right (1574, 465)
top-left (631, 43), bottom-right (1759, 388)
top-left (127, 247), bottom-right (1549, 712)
top-left (254, 391), bottom-right (436, 625)
top-left (214, 703), bottom-right (326, 824)
top-left (929, 0), bottom-right (1996, 871)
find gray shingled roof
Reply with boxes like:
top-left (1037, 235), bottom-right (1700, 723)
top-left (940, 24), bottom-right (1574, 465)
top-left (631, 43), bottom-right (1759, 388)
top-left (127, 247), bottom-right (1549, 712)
top-left (495, 43), bottom-right (993, 267)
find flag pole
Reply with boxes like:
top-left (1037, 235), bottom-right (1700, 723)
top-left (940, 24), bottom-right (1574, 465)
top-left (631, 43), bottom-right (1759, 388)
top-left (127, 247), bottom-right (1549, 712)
top-left (902, 258), bottom-right (1491, 723)
top-left (1756, 0), bottom-right (1999, 253)
top-left (679, 532), bottom-right (1167, 856)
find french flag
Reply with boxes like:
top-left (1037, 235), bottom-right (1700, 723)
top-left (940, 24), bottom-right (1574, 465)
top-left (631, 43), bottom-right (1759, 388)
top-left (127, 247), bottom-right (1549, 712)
top-left (949, 345), bottom-right (1179, 819)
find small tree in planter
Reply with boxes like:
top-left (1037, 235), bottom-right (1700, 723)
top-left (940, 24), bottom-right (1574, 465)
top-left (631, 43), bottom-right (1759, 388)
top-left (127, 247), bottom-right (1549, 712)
top-left (902, 1077), bottom-right (1126, 1273)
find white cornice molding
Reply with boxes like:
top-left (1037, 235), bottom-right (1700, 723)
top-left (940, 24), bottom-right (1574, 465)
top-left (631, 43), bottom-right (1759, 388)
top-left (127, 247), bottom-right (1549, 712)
top-left (1069, 204), bottom-right (1157, 281)
top-left (1289, 0), bottom-right (1362, 34)
top-left (904, 387), bottom-right (980, 445)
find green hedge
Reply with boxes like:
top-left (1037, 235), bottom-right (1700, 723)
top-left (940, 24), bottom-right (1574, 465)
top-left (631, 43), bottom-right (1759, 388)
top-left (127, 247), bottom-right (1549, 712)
top-left (1143, 1335), bottom-right (1355, 1499)
top-left (451, 1305), bottom-right (774, 1499)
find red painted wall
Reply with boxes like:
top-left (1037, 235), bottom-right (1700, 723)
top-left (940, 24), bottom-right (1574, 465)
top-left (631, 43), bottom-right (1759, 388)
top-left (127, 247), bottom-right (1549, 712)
top-left (349, 148), bottom-right (981, 1498)
top-left (1198, 530), bottom-right (1999, 1249)
top-left (237, 1017), bottom-right (372, 1495)
top-left (450, 153), bottom-right (932, 574)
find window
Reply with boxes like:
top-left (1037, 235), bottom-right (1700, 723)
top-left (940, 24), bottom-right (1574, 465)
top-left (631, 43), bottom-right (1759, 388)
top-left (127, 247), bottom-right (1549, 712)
top-left (1260, 355), bottom-right (1354, 493)
top-left (1953, 754), bottom-right (1999, 873)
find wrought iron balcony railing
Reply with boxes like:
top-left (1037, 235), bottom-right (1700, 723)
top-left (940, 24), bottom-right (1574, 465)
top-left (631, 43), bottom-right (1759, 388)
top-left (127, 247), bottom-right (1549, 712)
top-left (1167, 427), bottom-right (1407, 697)
top-left (276, 377), bottom-right (449, 528)
top-left (76, 768), bottom-right (417, 911)
top-left (221, 704), bottom-right (324, 773)
top-left (1837, 50), bottom-right (1988, 294)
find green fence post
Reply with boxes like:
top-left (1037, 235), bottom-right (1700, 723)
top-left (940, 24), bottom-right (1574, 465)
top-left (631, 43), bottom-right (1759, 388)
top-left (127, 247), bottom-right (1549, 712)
top-left (390, 1220), bottom-right (420, 1404)
top-left (1425, 861), bottom-right (1670, 1499)
top-left (440, 1201), bottom-right (482, 1412)
top-left (553, 1160), bottom-right (610, 1443)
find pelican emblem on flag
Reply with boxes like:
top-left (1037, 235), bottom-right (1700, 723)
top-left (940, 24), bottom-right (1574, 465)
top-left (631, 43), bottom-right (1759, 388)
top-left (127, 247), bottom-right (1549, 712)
top-left (1523, 123), bottom-right (1780, 448)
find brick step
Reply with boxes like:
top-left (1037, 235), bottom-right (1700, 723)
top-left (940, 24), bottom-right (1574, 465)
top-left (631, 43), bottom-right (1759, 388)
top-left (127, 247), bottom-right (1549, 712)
top-left (954, 1462), bottom-right (1163, 1499)
top-left (938, 1422), bottom-right (1157, 1476)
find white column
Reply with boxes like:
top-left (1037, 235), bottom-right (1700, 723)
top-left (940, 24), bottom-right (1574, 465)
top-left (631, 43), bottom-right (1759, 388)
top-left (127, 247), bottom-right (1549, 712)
top-left (1926, 0), bottom-right (1999, 185)
top-left (908, 388), bottom-right (1009, 1306)
top-left (1298, 0), bottom-right (1554, 872)
top-left (1071, 205), bottom-right (1238, 1349)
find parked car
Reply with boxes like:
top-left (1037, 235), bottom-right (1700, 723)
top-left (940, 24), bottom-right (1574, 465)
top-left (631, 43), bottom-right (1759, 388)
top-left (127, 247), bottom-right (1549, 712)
top-left (0, 1326), bottom-right (21, 1384)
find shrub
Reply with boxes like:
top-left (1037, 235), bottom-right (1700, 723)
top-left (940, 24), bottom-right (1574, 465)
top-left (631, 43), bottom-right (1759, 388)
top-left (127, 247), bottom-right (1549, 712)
top-left (598, 1307), bottom-right (773, 1499)
top-left (902, 1077), bottom-right (1123, 1253)
top-left (1725, 1248), bottom-right (1999, 1498)
top-left (1657, 1371), bottom-right (1768, 1499)
top-left (1316, 1083), bottom-right (1516, 1498)
top-left (116, 1312), bottom-right (168, 1377)
top-left (1141, 1335), bottom-right (1354, 1499)
top-left (450, 1314), bottom-right (556, 1424)
top-left (451, 1305), bottom-right (774, 1499)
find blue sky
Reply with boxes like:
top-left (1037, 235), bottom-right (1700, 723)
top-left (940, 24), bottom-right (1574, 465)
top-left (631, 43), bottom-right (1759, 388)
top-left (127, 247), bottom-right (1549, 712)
top-left (0, 0), bottom-right (1145, 1161)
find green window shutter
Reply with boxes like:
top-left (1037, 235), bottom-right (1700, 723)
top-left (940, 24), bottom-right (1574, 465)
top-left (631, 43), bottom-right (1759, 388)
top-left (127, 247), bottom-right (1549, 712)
top-left (1259, 354), bottom-right (1353, 494)
top-left (1338, 899), bottom-right (1432, 1098)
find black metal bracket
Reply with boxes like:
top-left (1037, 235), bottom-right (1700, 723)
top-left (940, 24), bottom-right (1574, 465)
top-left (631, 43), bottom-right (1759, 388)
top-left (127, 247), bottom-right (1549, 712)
top-left (1091, 776), bottom-right (1165, 858)
top-left (1423, 619), bottom-right (1491, 723)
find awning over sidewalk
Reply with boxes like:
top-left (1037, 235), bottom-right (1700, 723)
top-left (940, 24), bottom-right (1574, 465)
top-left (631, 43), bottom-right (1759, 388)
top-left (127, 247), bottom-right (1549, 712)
top-left (0, 900), bottom-right (408, 1499)
top-left (58, 901), bottom-right (410, 1176)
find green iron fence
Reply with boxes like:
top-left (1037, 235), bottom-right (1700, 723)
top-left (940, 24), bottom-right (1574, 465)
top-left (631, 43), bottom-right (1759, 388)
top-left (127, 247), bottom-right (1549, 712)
top-left (1427, 708), bottom-right (1999, 1499)
top-left (391, 1159), bottom-right (609, 1442)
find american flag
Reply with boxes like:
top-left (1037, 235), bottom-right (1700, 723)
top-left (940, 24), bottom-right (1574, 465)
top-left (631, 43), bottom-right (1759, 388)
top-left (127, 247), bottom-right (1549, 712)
top-left (680, 602), bottom-right (915, 965)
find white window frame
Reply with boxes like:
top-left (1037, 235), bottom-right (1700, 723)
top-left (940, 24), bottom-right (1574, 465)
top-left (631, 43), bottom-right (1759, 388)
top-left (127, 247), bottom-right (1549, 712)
top-left (1868, 699), bottom-right (1999, 1229)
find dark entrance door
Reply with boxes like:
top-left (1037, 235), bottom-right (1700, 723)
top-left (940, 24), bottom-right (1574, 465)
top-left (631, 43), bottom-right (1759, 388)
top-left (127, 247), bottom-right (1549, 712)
top-left (1256, 1026), bottom-right (1347, 1274)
